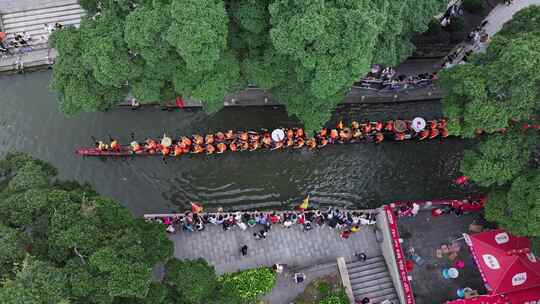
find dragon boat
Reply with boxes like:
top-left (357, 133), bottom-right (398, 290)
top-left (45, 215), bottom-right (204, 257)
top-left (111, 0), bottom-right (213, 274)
top-left (75, 118), bottom-right (449, 157)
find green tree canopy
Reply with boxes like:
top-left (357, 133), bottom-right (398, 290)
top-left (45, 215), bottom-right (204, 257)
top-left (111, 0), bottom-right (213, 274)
top-left (485, 171), bottom-right (540, 239)
top-left (460, 131), bottom-right (536, 187)
top-left (53, 0), bottom-right (445, 133)
top-left (438, 5), bottom-right (540, 137)
top-left (0, 153), bottom-right (174, 304)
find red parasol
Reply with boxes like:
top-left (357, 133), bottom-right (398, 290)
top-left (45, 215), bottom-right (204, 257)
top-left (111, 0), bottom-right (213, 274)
top-left (464, 230), bottom-right (540, 296)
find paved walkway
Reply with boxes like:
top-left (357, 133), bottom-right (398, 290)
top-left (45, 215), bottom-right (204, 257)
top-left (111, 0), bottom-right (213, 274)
top-left (483, 0), bottom-right (540, 37)
top-left (170, 223), bottom-right (381, 274)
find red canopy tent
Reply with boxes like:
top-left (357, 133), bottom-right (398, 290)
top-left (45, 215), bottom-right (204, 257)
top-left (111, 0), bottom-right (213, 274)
top-left (461, 229), bottom-right (540, 304)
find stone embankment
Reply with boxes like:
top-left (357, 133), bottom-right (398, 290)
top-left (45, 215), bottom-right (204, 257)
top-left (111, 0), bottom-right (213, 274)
top-left (0, 0), bottom-right (84, 72)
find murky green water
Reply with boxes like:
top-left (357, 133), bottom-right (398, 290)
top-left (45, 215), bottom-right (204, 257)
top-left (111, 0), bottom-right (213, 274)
top-left (0, 71), bottom-right (474, 215)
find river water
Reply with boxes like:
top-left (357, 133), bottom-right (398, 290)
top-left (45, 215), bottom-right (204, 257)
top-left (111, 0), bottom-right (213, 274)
top-left (0, 71), bottom-right (474, 215)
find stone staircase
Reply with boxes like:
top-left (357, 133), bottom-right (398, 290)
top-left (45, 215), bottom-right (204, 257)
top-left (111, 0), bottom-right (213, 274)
top-left (1, 0), bottom-right (85, 50)
top-left (347, 255), bottom-right (399, 303)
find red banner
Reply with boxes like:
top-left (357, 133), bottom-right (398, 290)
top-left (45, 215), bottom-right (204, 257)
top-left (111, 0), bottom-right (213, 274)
top-left (384, 205), bottom-right (415, 304)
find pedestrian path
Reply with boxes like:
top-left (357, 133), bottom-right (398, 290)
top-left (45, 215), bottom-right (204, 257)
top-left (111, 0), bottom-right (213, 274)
top-left (169, 222), bottom-right (381, 274)
top-left (483, 0), bottom-right (540, 37)
top-left (0, 0), bottom-right (84, 70)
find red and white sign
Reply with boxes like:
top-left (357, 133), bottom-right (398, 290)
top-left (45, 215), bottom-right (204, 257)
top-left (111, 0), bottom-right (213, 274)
top-left (384, 205), bottom-right (415, 304)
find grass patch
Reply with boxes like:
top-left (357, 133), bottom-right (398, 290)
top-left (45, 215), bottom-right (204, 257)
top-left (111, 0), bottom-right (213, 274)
top-left (293, 274), bottom-right (348, 304)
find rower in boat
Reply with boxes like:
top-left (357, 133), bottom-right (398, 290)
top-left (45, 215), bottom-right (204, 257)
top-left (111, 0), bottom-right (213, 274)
top-left (262, 133), bottom-right (272, 147)
top-left (250, 140), bottom-right (260, 151)
top-left (145, 138), bottom-right (158, 154)
top-left (385, 120), bottom-right (394, 132)
top-left (229, 142), bottom-right (238, 152)
top-left (395, 132), bottom-right (405, 141)
top-left (352, 128), bottom-right (363, 142)
top-left (193, 135), bottom-right (204, 145)
top-left (181, 136), bottom-right (192, 147)
top-left (362, 121), bottom-right (372, 134)
top-left (441, 128), bottom-right (449, 138)
top-left (339, 128), bottom-right (352, 143)
top-left (131, 141), bottom-right (142, 154)
top-left (240, 131), bottom-right (249, 142)
top-left (206, 144), bottom-right (215, 155)
top-left (418, 129), bottom-right (429, 141)
top-left (429, 128), bottom-right (439, 139)
top-left (160, 144), bottom-right (170, 156)
top-left (337, 121), bottom-right (344, 130)
top-left (110, 138), bottom-right (120, 152)
top-left (318, 128), bottom-right (327, 138)
top-left (240, 141), bottom-right (249, 151)
top-left (307, 138), bottom-right (317, 150)
top-left (375, 121), bottom-right (383, 132)
top-left (225, 130), bottom-right (235, 141)
top-left (192, 144), bottom-right (205, 154)
top-left (375, 132), bottom-right (384, 143)
top-left (216, 131), bottom-right (225, 142)
top-left (217, 142), bottom-right (227, 153)
top-left (351, 121), bottom-right (360, 130)
top-left (286, 129), bottom-right (294, 140)
top-left (438, 118), bottom-right (446, 129)
top-left (329, 129), bottom-right (338, 144)
top-left (296, 128), bottom-right (305, 139)
top-left (250, 133), bottom-right (260, 143)
top-left (286, 137), bottom-right (294, 148)
top-left (271, 141), bottom-right (284, 150)
top-left (205, 134), bottom-right (214, 144)
top-left (173, 144), bottom-right (183, 156)
top-left (295, 137), bottom-right (305, 148)
top-left (428, 119), bottom-right (438, 130)
top-left (96, 141), bottom-right (108, 151)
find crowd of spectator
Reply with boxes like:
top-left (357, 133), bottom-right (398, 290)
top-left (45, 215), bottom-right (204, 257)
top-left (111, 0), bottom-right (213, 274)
top-left (146, 208), bottom-right (377, 240)
top-left (356, 64), bottom-right (438, 91)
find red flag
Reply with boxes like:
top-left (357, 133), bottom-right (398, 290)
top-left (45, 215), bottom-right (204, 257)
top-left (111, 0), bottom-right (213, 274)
top-left (191, 202), bottom-right (203, 213)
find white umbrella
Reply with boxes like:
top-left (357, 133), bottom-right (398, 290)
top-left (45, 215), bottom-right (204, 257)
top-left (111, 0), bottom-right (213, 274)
top-left (411, 117), bottom-right (426, 132)
top-left (161, 134), bottom-right (172, 147)
top-left (271, 129), bottom-right (285, 142)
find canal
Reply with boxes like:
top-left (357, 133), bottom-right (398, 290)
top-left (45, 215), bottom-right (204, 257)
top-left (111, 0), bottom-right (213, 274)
top-left (0, 71), bottom-right (475, 215)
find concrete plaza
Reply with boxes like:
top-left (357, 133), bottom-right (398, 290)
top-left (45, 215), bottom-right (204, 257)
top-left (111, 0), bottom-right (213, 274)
top-left (169, 222), bottom-right (381, 274)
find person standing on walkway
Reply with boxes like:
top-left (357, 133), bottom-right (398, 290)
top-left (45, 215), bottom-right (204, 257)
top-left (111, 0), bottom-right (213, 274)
top-left (241, 245), bottom-right (248, 256)
top-left (356, 252), bottom-right (367, 262)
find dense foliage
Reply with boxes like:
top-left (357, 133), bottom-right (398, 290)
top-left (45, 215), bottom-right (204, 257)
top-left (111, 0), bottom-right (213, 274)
top-left (164, 260), bottom-right (277, 304)
top-left (440, 6), bottom-right (540, 251)
top-left (0, 152), bottom-right (174, 303)
top-left (438, 5), bottom-right (540, 138)
top-left (219, 267), bottom-right (277, 301)
top-left (52, 0), bottom-right (445, 132)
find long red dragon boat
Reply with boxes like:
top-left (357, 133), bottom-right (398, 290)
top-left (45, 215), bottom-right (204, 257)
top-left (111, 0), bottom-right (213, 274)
top-left (76, 118), bottom-right (449, 157)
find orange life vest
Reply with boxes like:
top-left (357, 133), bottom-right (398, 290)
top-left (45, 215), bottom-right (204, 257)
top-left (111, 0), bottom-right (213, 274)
top-left (375, 133), bottom-right (384, 143)
top-left (419, 130), bottom-right (429, 140)
top-left (296, 128), bottom-right (304, 138)
top-left (217, 143), bottom-right (227, 153)
top-left (429, 128), bottom-right (439, 139)
top-left (330, 129), bottom-right (338, 139)
top-left (385, 121), bottom-right (394, 132)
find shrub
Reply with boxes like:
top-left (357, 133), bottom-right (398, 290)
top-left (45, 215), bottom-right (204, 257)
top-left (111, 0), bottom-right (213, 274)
top-left (219, 267), bottom-right (277, 301)
top-left (462, 0), bottom-right (486, 14)
top-left (319, 294), bottom-right (348, 304)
